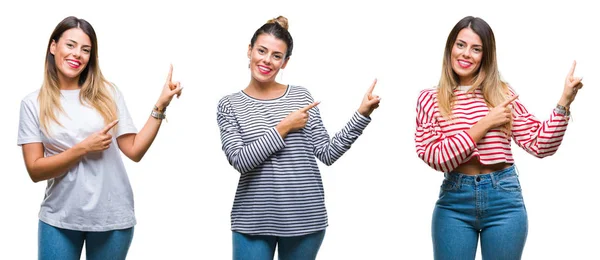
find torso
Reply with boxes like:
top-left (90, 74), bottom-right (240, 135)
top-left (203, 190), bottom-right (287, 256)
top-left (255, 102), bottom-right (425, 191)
top-left (453, 158), bottom-right (512, 175)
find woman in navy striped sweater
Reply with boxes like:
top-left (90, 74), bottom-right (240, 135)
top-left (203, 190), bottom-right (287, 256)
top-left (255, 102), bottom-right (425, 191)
top-left (415, 16), bottom-right (583, 259)
top-left (217, 16), bottom-right (381, 260)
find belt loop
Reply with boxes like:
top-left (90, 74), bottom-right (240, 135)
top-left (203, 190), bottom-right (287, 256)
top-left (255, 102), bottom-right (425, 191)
top-left (514, 164), bottom-right (520, 176)
top-left (457, 174), bottom-right (463, 189)
top-left (490, 171), bottom-right (497, 188)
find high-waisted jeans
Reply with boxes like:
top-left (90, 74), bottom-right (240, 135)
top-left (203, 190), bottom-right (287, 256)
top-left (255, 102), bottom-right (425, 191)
top-left (432, 164), bottom-right (528, 260)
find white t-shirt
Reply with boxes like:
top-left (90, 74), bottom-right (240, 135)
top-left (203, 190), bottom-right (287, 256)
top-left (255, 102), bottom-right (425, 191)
top-left (17, 87), bottom-right (138, 232)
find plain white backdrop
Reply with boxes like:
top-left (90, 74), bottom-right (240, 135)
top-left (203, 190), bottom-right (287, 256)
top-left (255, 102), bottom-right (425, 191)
top-left (1, 0), bottom-right (598, 259)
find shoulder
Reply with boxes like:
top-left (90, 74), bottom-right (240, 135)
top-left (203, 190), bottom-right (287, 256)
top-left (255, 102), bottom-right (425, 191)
top-left (217, 91), bottom-right (242, 112)
top-left (506, 84), bottom-right (518, 96)
top-left (417, 87), bottom-right (438, 104)
top-left (287, 85), bottom-right (314, 101)
top-left (21, 89), bottom-right (41, 106)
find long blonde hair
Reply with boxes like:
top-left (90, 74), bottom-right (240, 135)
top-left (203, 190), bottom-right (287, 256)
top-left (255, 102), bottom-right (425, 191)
top-left (437, 16), bottom-right (511, 134)
top-left (39, 16), bottom-right (117, 133)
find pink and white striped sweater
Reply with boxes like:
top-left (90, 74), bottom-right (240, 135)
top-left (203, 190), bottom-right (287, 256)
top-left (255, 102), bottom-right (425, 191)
top-left (415, 86), bottom-right (569, 172)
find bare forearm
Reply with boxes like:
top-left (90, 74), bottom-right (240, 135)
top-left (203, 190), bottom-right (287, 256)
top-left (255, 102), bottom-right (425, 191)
top-left (27, 145), bottom-right (87, 182)
top-left (466, 120), bottom-right (490, 143)
top-left (124, 116), bottom-right (163, 162)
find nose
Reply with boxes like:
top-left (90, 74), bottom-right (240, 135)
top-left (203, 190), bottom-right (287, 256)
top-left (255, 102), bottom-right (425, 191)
top-left (72, 48), bottom-right (81, 58)
top-left (263, 54), bottom-right (272, 64)
top-left (461, 48), bottom-right (471, 59)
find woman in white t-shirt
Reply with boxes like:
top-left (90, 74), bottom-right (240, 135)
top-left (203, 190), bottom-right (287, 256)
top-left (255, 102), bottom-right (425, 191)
top-left (17, 16), bottom-right (182, 260)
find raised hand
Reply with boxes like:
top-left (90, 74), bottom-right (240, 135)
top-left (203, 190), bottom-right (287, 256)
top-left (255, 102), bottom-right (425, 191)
top-left (482, 95), bottom-right (519, 130)
top-left (78, 119), bottom-right (119, 153)
top-left (156, 64), bottom-right (183, 110)
top-left (275, 101), bottom-right (320, 137)
top-left (559, 60), bottom-right (584, 107)
top-left (358, 79), bottom-right (381, 117)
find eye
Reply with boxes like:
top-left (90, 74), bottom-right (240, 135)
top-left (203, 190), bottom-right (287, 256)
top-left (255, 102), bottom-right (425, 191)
top-left (473, 48), bottom-right (482, 54)
top-left (456, 42), bottom-right (464, 48)
top-left (82, 48), bottom-right (91, 54)
top-left (258, 48), bottom-right (266, 54)
top-left (274, 54), bottom-right (282, 60)
top-left (66, 43), bottom-right (74, 48)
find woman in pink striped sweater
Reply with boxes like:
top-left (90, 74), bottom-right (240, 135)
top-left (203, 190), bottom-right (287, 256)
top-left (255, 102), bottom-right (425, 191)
top-left (415, 16), bottom-right (583, 260)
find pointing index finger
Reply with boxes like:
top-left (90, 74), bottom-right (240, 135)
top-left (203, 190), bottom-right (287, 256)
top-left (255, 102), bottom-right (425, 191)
top-left (101, 119), bottom-right (119, 134)
top-left (568, 60), bottom-right (577, 77)
top-left (166, 64), bottom-right (173, 84)
top-left (367, 78), bottom-right (377, 94)
top-left (501, 95), bottom-right (519, 107)
top-left (300, 101), bottom-right (320, 112)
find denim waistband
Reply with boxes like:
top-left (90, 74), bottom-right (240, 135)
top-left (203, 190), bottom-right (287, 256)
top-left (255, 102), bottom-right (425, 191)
top-left (444, 164), bottom-right (517, 186)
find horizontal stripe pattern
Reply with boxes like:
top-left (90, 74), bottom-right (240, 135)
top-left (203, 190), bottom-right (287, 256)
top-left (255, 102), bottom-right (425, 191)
top-left (415, 87), bottom-right (569, 172)
top-left (217, 85), bottom-right (371, 236)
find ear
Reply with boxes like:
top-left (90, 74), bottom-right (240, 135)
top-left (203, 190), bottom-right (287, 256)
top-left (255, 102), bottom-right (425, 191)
top-left (281, 57), bottom-right (290, 70)
top-left (247, 44), bottom-right (252, 59)
top-left (50, 40), bottom-right (57, 55)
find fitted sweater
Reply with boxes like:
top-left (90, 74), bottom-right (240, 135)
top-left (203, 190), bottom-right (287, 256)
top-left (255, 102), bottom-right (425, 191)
top-left (415, 86), bottom-right (569, 172)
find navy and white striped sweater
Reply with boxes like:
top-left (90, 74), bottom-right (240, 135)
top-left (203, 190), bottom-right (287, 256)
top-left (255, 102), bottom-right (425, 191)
top-left (217, 85), bottom-right (371, 237)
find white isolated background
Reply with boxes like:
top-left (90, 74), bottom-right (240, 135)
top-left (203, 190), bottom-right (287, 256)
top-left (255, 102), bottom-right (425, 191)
top-left (1, 0), bottom-right (598, 259)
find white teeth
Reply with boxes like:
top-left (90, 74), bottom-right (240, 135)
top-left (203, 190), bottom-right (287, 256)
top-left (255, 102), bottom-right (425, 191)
top-left (258, 66), bottom-right (271, 72)
top-left (67, 60), bottom-right (80, 66)
top-left (459, 61), bottom-right (471, 66)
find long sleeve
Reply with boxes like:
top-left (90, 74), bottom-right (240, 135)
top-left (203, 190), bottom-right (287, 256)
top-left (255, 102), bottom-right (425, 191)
top-left (217, 97), bottom-right (286, 174)
top-left (511, 97), bottom-right (569, 158)
top-left (309, 101), bottom-right (371, 166)
top-left (414, 89), bottom-right (477, 172)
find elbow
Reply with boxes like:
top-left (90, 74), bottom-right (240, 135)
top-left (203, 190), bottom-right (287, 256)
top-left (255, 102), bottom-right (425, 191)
top-left (322, 160), bottom-right (335, 166)
top-left (125, 152), bottom-right (144, 163)
top-left (27, 171), bottom-right (43, 183)
top-left (30, 176), bottom-right (42, 183)
top-left (233, 164), bottom-right (250, 174)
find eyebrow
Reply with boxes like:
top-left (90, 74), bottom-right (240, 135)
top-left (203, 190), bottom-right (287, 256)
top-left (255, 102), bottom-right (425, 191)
top-left (457, 39), bottom-right (482, 48)
top-left (67, 39), bottom-right (92, 48)
top-left (258, 45), bottom-right (284, 55)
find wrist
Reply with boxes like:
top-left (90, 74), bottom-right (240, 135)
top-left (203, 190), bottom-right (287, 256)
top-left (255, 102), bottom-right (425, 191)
top-left (154, 103), bottom-right (168, 112)
top-left (555, 104), bottom-right (571, 116)
top-left (72, 143), bottom-right (89, 156)
top-left (275, 124), bottom-right (290, 137)
top-left (558, 96), bottom-right (571, 108)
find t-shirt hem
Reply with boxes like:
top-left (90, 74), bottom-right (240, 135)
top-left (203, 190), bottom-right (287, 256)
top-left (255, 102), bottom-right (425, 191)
top-left (39, 215), bottom-right (136, 232)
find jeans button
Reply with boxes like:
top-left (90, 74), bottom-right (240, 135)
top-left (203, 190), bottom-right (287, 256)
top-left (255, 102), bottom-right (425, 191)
top-left (476, 176), bottom-right (481, 182)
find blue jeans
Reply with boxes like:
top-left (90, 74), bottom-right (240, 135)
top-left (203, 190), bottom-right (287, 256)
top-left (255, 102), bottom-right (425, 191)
top-left (38, 220), bottom-right (134, 260)
top-left (432, 165), bottom-right (528, 260)
top-left (232, 230), bottom-right (325, 260)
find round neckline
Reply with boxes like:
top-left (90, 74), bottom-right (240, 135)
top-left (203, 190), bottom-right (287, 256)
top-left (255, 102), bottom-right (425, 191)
top-left (60, 88), bottom-right (81, 97)
top-left (241, 85), bottom-right (290, 102)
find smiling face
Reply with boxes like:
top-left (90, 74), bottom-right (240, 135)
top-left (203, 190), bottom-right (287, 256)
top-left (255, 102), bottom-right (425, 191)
top-left (451, 28), bottom-right (483, 86)
top-left (50, 28), bottom-right (92, 86)
top-left (247, 33), bottom-right (289, 84)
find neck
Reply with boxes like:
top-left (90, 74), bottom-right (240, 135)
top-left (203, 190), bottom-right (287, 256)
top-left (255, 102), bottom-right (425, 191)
top-left (245, 78), bottom-right (287, 100)
top-left (58, 73), bottom-right (81, 90)
top-left (247, 78), bottom-right (283, 93)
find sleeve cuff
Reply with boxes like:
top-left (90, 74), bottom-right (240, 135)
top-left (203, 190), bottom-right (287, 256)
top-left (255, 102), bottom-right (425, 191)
top-left (351, 111), bottom-right (372, 131)
top-left (269, 127), bottom-right (286, 150)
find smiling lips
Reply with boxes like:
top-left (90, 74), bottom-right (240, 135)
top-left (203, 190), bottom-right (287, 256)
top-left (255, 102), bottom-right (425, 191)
top-left (457, 59), bottom-right (472, 69)
top-left (257, 65), bottom-right (272, 75)
top-left (66, 59), bottom-right (81, 69)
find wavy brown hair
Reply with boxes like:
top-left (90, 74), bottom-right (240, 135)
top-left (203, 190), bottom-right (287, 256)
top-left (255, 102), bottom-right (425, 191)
top-left (437, 16), bottom-right (512, 134)
top-left (39, 16), bottom-right (116, 133)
